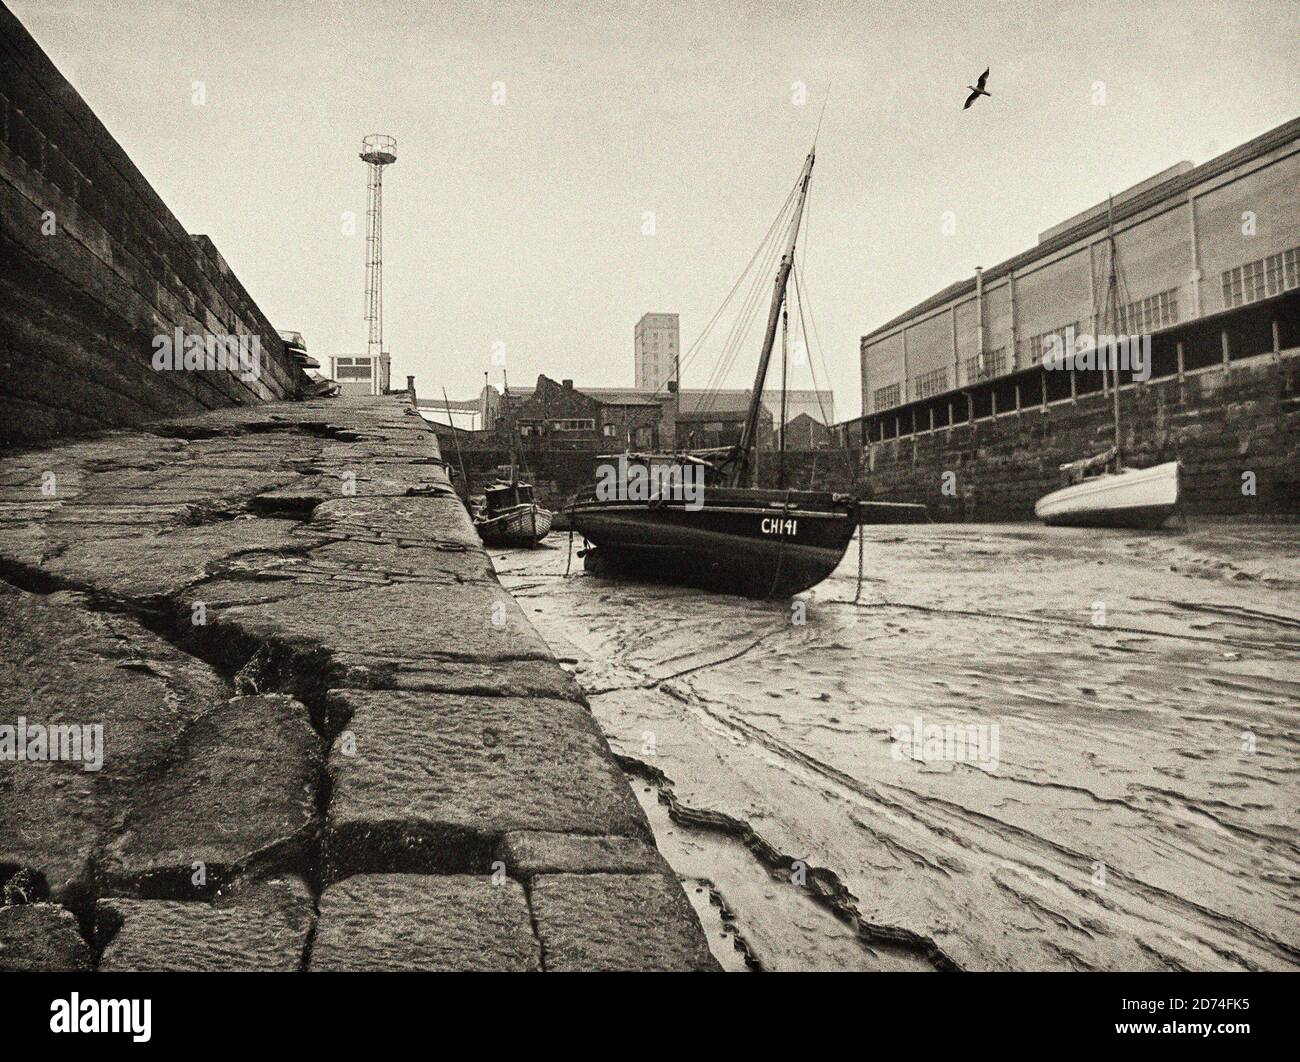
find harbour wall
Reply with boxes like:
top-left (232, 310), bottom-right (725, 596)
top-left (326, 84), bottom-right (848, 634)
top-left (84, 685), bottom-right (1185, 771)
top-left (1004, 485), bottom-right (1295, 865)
top-left (0, 1), bottom-right (301, 449)
top-left (855, 349), bottom-right (1299, 521)
top-left (0, 395), bottom-right (716, 971)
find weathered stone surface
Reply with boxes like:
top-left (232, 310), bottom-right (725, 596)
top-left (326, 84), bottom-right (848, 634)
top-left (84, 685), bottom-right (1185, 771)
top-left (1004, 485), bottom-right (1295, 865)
top-left (342, 658), bottom-right (584, 701)
top-left (310, 873), bottom-right (540, 972)
top-left (0, 904), bottom-right (91, 972)
top-left (496, 832), bottom-right (671, 878)
top-left (323, 690), bottom-right (649, 880)
top-left (0, 395), bottom-right (708, 971)
top-left (98, 695), bottom-right (320, 898)
top-left (530, 873), bottom-right (719, 972)
top-left (0, 583), bottom-right (225, 903)
top-left (96, 876), bottom-right (314, 972)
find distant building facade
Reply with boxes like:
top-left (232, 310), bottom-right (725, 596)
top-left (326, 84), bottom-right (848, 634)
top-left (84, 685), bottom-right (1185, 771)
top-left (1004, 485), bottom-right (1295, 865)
top-left (634, 313), bottom-right (680, 390)
top-left (777, 412), bottom-right (834, 450)
top-left (329, 353), bottom-right (391, 396)
top-left (859, 116), bottom-right (1300, 420)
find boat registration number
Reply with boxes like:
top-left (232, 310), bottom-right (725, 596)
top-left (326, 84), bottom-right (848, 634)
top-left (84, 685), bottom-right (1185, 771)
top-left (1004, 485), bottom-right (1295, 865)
top-left (761, 517), bottom-right (797, 536)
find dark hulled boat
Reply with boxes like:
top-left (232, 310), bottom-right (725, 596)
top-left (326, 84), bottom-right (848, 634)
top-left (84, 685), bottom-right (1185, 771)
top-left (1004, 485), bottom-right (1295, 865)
top-left (474, 480), bottom-right (553, 547)
top-left (568, 483), bottom-right (857, 597)
top-left (566, 146), bottom-right (861, 598)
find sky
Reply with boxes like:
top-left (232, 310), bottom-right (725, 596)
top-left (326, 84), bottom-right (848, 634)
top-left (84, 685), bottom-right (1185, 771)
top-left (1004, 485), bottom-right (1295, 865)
top-left (13, 0), bottom-right (1300, 418)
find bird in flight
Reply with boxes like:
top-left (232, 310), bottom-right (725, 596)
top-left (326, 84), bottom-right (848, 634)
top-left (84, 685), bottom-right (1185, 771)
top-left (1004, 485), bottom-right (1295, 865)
top-left (964, 68), bottom-right (991, 109)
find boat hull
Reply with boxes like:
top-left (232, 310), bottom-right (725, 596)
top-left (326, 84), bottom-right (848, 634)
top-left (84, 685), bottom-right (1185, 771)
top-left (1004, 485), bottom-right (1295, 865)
top-left (566, 489), bottom-right (858, 598)
top-left (1034, 461), bottom-right (1180, 529)
top-left (476, 504), bottom-right (553, 547)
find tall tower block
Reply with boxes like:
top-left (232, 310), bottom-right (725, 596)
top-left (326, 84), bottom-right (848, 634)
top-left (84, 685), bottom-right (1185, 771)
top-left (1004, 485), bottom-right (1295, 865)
top-left (360, 134), bottom-right (396, 384)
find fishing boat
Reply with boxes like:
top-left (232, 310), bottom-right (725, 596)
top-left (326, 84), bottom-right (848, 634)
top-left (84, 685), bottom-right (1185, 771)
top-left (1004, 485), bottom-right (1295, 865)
top-left (438, 387), bottom-right (553, 548)
top-left (566, 145), bottom-right (861, 598)
top-left (475, 479), bottom-right (554, 547)
top-left (1034, 197), bottom-right (1181, 530)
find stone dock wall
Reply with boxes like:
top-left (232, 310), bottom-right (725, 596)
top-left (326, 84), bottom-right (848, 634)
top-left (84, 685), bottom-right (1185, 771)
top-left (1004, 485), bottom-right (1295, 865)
top-left (852, 349), bottom-right (1300, 521)
top-left (0, 395), bottom-right (716, 971)
top-left (0, 1), bottom-right (302, 449)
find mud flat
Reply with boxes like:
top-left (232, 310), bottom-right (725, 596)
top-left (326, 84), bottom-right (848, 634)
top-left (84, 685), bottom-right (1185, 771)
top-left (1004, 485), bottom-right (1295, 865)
top-left (495, 521), bottom-right (1300, 971)
top-left (0, 395), bottom-right (714, 971)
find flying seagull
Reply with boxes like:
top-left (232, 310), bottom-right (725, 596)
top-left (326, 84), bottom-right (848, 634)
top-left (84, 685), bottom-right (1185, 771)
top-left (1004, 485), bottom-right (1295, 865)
top-left (964, 68), bottom-right (991, 109)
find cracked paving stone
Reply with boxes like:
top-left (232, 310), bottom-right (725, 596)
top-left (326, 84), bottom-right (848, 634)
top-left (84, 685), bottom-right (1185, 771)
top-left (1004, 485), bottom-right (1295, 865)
top-left (309, 873), bottom-right (540, 971)
top-left (496, 832), bottom-right (672, 878)
top-left (340, 657), bottom-right (585, 701)
top-left (96, 876), bottom-right (314, 972)
top-left (0, 904), bottom-right (92, 971)
top-left (98, 694), bottom-right (320, 898)
top-left (0, 582), bottom-right (226, 904)
top-left (322, 690), bottom-right (650, 880)
top-left (530, 873), bottom-right (720, 971)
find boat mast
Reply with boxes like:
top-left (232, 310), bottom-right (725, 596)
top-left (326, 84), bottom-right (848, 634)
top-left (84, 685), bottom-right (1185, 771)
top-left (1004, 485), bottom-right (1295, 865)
top-left (778, 305), bottom-right (789, 490)
top-left (730, 149), bottom-right (815, 487)
top-left (1104, 195), bottom-right (1123, 470)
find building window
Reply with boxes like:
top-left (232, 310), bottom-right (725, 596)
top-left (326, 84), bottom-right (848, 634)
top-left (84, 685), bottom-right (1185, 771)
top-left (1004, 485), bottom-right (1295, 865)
top-left (336, 359), bottom-right (373, 381)
top-left (1120, 288), bottom-right (1179, 333)
top-left (548, 418), bottom-right (595, 432)
top-left (1222, 246), bottom-right (1300, 309)
top-left (914, 367), bottom-right (948, 399)
top-left (602, 423), bottom-right (617, 437)
top-left (518, 420), bottom-right (543, 437)
top-left (964, 347), bottom-right (1007, 383)
top-left (873, 383), bottom-right (901, 411)
top-left (1021, 321), bottom-right (1082, 368)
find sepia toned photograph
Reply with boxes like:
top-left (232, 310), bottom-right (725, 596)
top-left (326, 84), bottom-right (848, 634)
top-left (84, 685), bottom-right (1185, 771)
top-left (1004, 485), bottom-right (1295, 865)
top-left (0, 0), bottom-right (1295, 1040)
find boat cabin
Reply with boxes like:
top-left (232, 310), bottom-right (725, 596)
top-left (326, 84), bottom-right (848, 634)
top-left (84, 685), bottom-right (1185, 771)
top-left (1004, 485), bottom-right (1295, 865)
top-left (483, 482), bottom-right (535, 514)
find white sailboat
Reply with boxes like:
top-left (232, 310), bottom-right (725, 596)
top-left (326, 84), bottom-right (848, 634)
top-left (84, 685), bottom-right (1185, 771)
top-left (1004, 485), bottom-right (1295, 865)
top-left (1034, 197), bottom-right (1181, 530)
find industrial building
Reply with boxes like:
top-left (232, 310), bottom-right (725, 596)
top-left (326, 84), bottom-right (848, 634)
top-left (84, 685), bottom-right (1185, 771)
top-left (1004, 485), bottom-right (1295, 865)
top-left (857, 116), bottom-right (1299, 429)
top-left (328, 353), bottom-right (391, 397)
top-left (634, 312), bottom-right (680, 390)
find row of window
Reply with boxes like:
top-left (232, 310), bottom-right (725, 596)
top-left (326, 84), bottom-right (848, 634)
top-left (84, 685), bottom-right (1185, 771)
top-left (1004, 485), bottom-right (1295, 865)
top-left (914, 366), bottom-right (949, 399)
top-left (516, 418), bottom-right (596, 434)
top-left (1223, 246), bottom-right (1300, 309)
top-left (1122, 288), bottom-right (1179, 333)
top-left (964, 347), bottom-right (1007, 383)
top-left (873, 383), bottom-right (900, 410)
top-left (1021, 323), bottom-right (1080, 366)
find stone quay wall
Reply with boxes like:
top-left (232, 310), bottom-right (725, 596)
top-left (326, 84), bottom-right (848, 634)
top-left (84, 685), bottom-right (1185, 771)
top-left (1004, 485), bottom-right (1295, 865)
top-left (853, 350), bottom-right (1299, 521)
top-left (0, 395), bottom-right (716, 971)
top-left (0, 1), bottom-right (302, 449)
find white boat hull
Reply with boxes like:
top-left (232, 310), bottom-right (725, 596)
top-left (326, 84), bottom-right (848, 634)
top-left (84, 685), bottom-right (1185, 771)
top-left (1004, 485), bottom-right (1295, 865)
top-left (1034, 461), bottom-right (1180, 529)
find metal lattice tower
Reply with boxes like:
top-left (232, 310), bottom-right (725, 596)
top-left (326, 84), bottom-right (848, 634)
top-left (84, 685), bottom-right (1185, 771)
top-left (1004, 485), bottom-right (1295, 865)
top-left (360, 134), bottom-right (397, 363)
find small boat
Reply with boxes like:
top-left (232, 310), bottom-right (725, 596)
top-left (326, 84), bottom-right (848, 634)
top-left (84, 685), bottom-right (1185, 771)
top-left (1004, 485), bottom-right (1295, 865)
top-left (474, 481), bottom-right (553, 547)
top-left (566, 144), bottom-right (862, 597)
top-left (1034, 196), bottom-right (1180, 531)
top-left (1034, 453), bottom-right (1180, 529)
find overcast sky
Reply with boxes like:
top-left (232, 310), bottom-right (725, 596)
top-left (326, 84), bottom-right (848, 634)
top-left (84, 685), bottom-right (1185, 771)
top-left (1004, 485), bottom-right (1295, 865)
top-left (13, 0), bottom-right (1299, 416)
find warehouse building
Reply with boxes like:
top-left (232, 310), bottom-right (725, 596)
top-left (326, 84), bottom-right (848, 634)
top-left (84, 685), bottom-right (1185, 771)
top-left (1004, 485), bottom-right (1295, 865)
top-left (854, 116), bottom-right (1300, 439)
